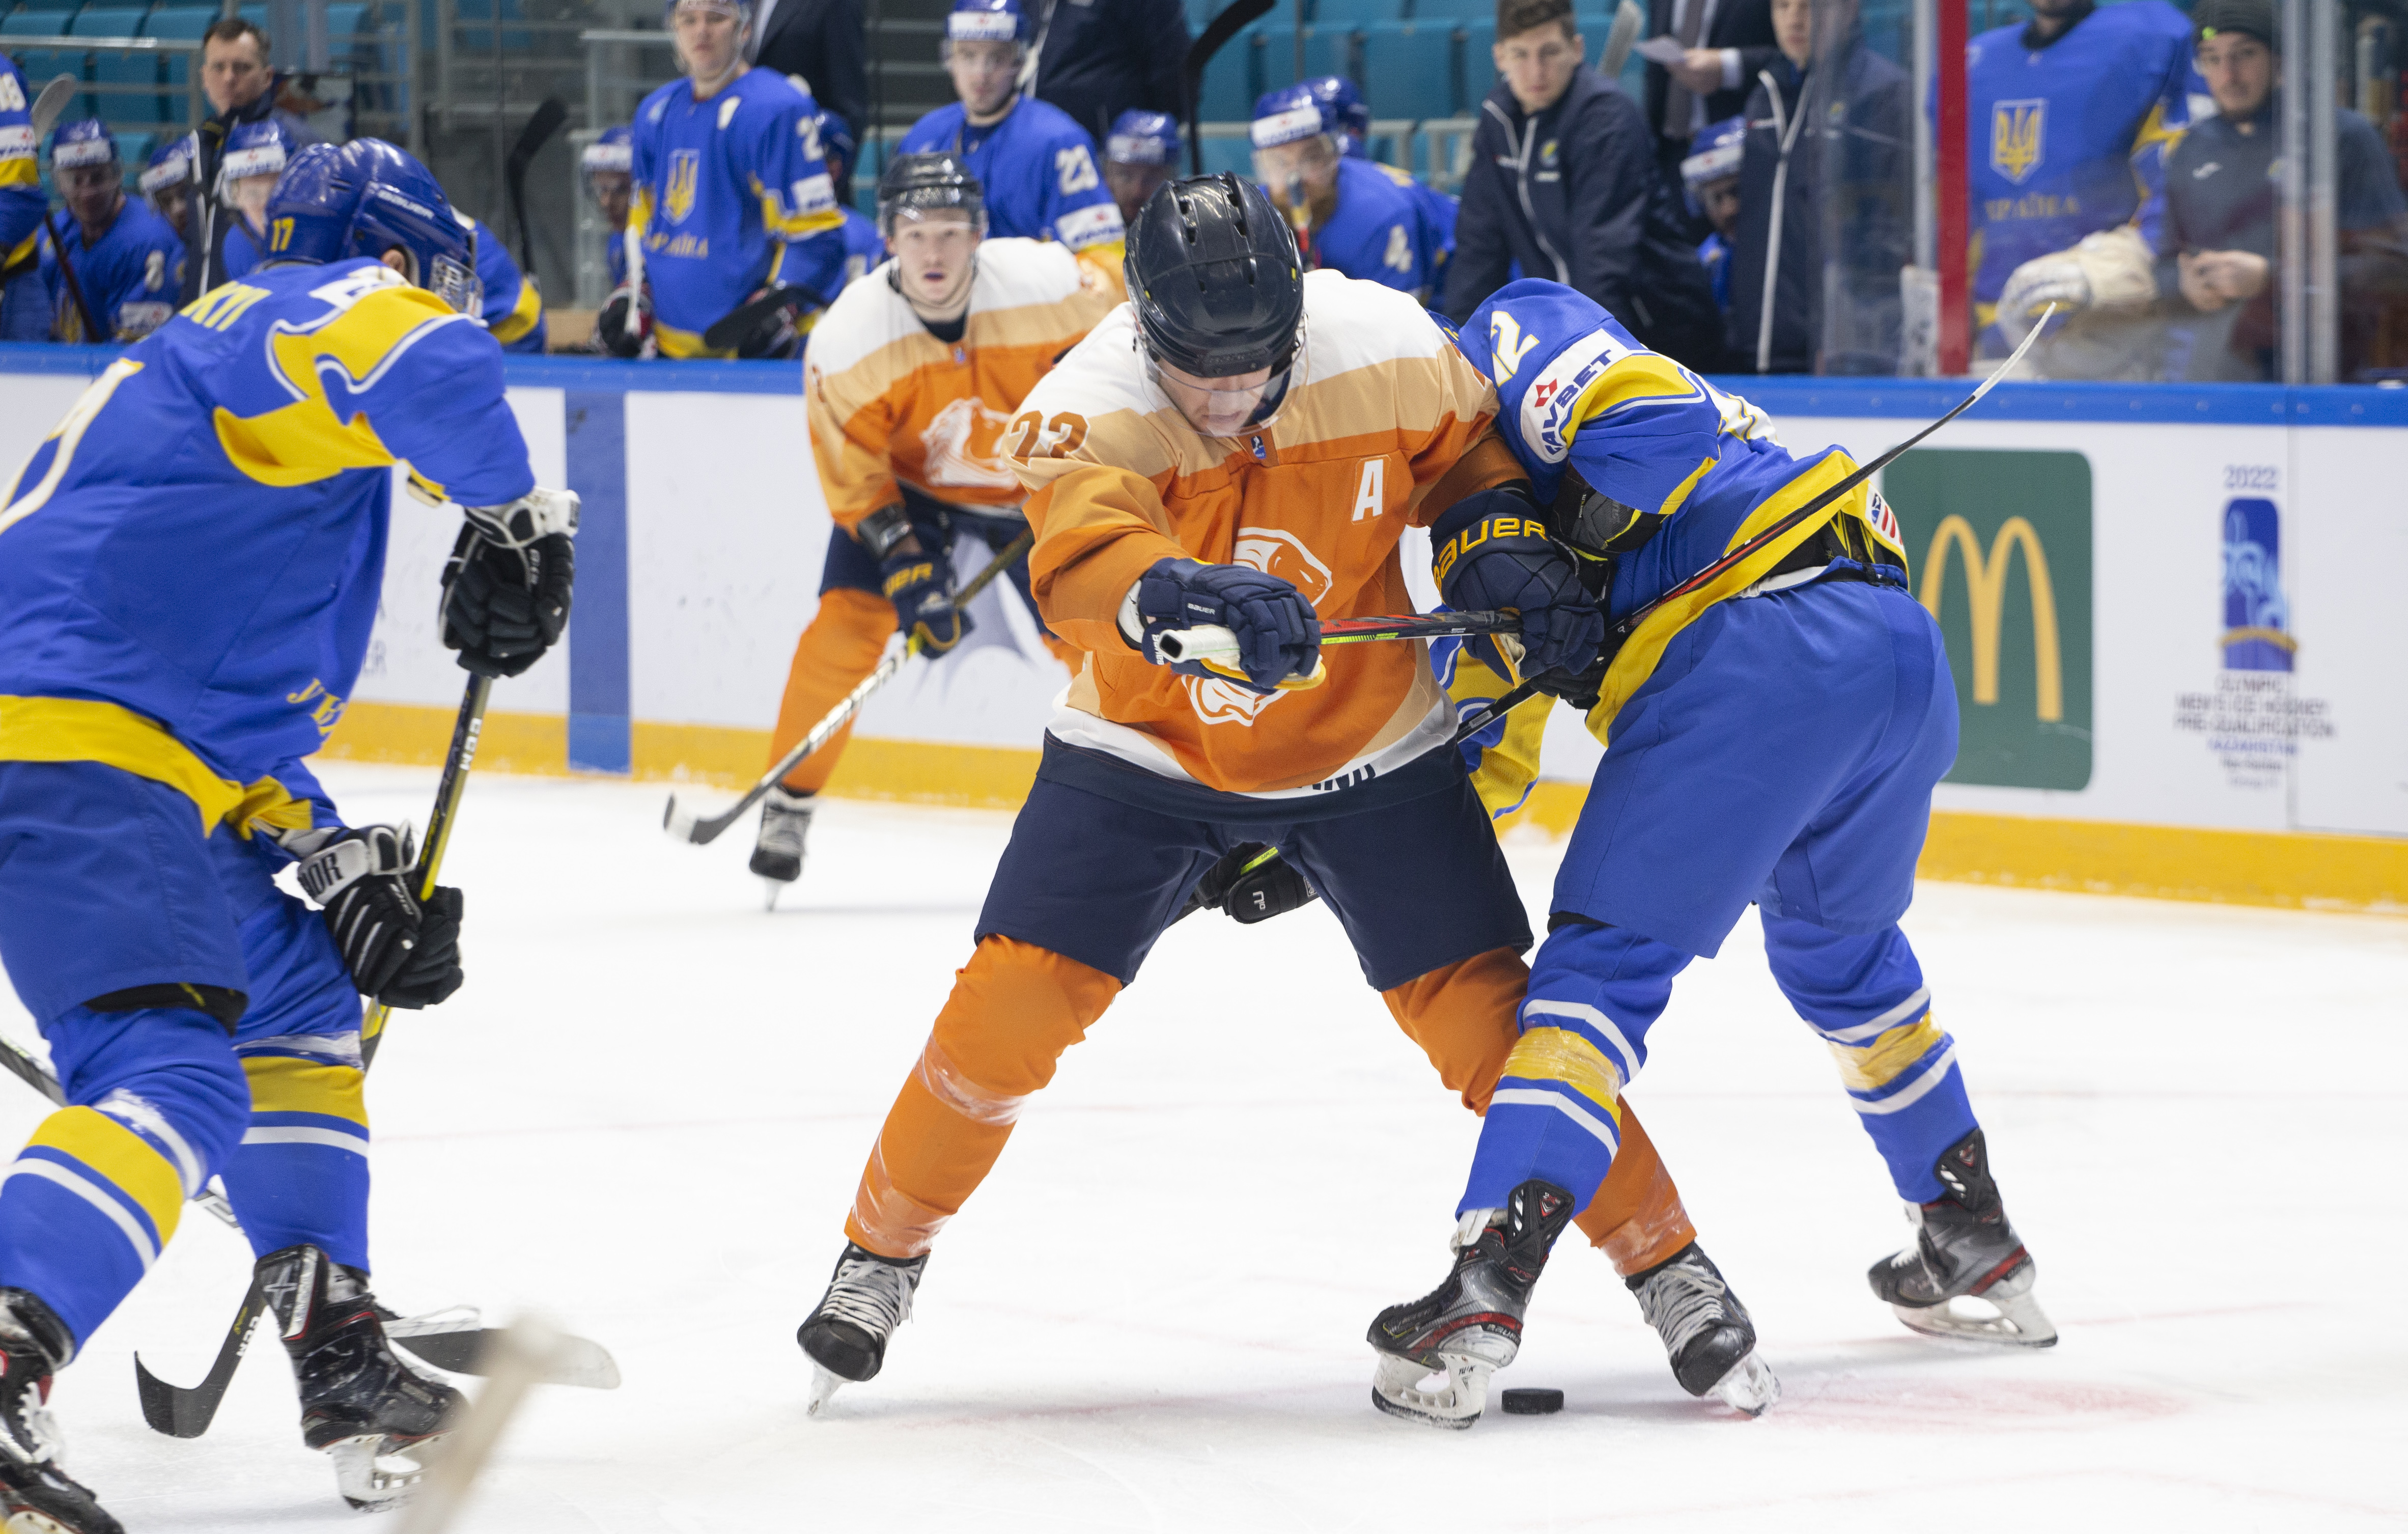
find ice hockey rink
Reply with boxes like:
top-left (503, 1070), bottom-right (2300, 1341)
top-left (3, 762), bottom-right (2401, 1532)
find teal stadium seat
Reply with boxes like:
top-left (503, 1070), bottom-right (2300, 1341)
top-left (114, 125), bottom-right (151, 182)
top-left (72, 7), bottom-right (163, 127)
top-left (145, 5), bottom-right (212, 119)
top-left (4, 5), bottom-right (95, 126)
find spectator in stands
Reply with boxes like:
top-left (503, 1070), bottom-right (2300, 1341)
top-left (214, 120), bottom-right (288, 280)
top-left (1643, 0), bottom-right (1777, 191)
top-left (2157, 0), bottom-right (2408, 380)
top-left (473, 218), bottom-right (548, 353)
top-left (139, 137), bottom-right (197, 242)
top-left (182, 17), bottom-right (322, 300)
top-left (1445, 0), bottom-right (1721, 369)
top-left (1252, 83), bottom-right (1450, 302)
top-left (1103, 108), bottom-right (1179, 227)
top-left (1963, 0), bottom-right (2195, 376)
top-left (1, 50), bottom-right (46, 340)
top-left (583, 125), bottom-right (635, 293)
top-left (1022, 0), bottom-right (1190, 145)
top-left (749, 0), bottom-right (868, 199)
top-left (23, 121), bottom-right (182, 343)
top-left (1681, 114), bottom-right (1744, 312)
top-left (1302, 73), bottom-right (1460, 272)
top-left (1724, 0), bottom-right (1908, 374)
top-left (897, 0), bottom-right (1125, 258)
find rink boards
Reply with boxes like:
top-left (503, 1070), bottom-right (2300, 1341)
top-left (2, 346), bottom-right (2402, 911)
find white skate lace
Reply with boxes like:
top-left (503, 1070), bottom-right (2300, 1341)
top-left (1636, 1259), bottom-right (1731, 1360)
top-left (758, 795), bottom-right (814, 857)
top-left (817, 1256), bottom-right (916, 1338)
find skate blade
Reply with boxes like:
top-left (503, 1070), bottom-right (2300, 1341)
top-left (763, 878), bottom-right (783, 912)
top-left (1710, 1350), bottom-right (1781, 1416)
top-left (1892, 1267), bottom-right (2058, 1348)
top-left (805, 1363), bottom-right (847, 1418)
top-left (329, 1432), bottom-right (439, 1511)
top-left (1369, 1351), bottom-right (1489, 1430)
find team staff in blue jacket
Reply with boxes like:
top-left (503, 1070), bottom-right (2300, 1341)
top-left (1442, 0), bottom-right (1722, 370)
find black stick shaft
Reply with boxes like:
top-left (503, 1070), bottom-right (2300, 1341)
top-left (362, 673), bottom-right (492, 1068)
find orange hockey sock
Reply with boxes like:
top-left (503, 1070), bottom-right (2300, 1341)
top-left (768, 587), bottom-right (894, 795)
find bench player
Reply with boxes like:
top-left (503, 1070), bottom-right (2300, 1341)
top-left (1299, 73), bottom-right (1460, 287)
top-left (793, 176), bottom-right (1773, 1419)
top-left (0, 140), bottom-right (576, 1529)
top-left (584, 124), bottom-right (635, 293)
top-left (606, 0), bottom-right (846, 358)
top-left (1366, 280), bottom-right (2053, 1430)
top-left (27, 120), bottom-right (182, 342)
top-left (749, 152), bottom-right (1111, 892)
top-left (1250, 84), bottom-right (1449, 302)
top-left (897, 0), bottom-right (1126, 261)
top-left (1101, 108), bottom-right (1179, 228)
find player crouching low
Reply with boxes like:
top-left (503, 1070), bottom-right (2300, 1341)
top-left (0, 140), bottom-right (575, 1529)
top-left (1367, 279), bottom-right (2052, 1431)
top-left (795, 175), bottom-right (1768, 1423)
top-left (750, 153), bottom-right (1111, 893)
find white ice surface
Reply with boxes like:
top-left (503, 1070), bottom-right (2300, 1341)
top-left (4, 762), bottom-right (2404, 1531)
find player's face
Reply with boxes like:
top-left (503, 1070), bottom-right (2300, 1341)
top-left (150, 181), bottom-right (192, 238)
top-left (1771, 0), bottom-right (1812, 67)
top-left (2196, 32), bottom-right (2274, 120)
top-left (947, 39), bottom-right (1020, 119)
top-left (228, 172), bottom-right (276, 233)
top-left (1105, 159), bottom-right (1171, 225)
top-left (1154, 358), bottom-right (1274, 438)
top-left (592, 169), bottom-right (634, 230)
top-left (675, 3), bottom-right (747, 85)
top-left (1253, 137), bottom-right (1339, 213)
top-left (888, 210), bottom-right (981, 304)
top-left (202, 33), bottom-right (271, 115)
top-left (61, 163), bottom-right (121, 228)
top-left (1494, 22), bottom-right (1582, 114)
top-left (1698, 176), bottom-right (1741, 240)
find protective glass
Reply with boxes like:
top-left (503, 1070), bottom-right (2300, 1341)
top-left (428, 252), bottom-right (484, 317)
top-left (1250, 136), bottom-right (1338, 202)
top-left (1142, 324), bottom-right (1305, 438)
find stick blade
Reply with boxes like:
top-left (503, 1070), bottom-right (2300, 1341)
top-left (663, 793), bottom-right (738, 846)
top-left (133, 1353), bottom-right (221, 1438)
top-left (30, 75), bottom-right (80, 137)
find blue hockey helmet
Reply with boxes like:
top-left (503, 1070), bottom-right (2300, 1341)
top-left (1679, 115), bottom-right (1746, 190)
top-left (139, 134), bottom-right (195, 197)
top-left (49, 119), bottom-right (119, 176)
top-left (661, 0), bottom-right (753, 29)
top-left (1299, 76), bottom-right (1370, 157)
top-left (811, 108), bottom-right (856, 178)
top-left (1104, 109), bottom-right (1180, 167)
top-left (581, 123), bottom-right (633, 200)
top-left (1250, 84), bottom-right (1339, 151)
top-left (945, 0), bottom-right (1027, 48)
top-left (268, 140), bottom-right (483, 315)
top-left (216, 118), bottom-right (289, 197)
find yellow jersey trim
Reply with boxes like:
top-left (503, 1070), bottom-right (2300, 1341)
top-left (0, 695), bottom-right (317, 838)
top-left (241, 1055), bottom-right (369, 1126)
top-left (488, 276), bottom-right (544, 346)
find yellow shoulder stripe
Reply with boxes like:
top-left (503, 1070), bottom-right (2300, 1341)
top-left (489, 275), bottom-right (544, 346)
top-left (216, 286), bottom-right (461, 487)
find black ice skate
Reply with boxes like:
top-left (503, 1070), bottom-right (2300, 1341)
top-left (1868, 1129), bottom-right (2056, 1347)
top-left (260, 1244), bottom-right (466, 1510)
top-left (1626, 1243), bottom-right (1780, 1415)
top-left (1367, 1180), bottom-right (1574, 1429)
top-left (0, 1289), bottom-right (122, 1534)
top-left (797, 1243), bottom-right (927, 1416)
top-left (750, 787), bottom-right (816, 907)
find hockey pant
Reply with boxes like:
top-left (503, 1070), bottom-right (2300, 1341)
top-left (0, 761), bottom-right (373, 1350)
top-left (1461, 577), bottom-right (1980, 1217)
top-left (769, 494), bottom-right (1078, 795)
top-left (843, 746), bottom-right (1698, 1277)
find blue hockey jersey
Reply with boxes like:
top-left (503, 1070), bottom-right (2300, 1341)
top-left (630, 67), bottom-right (846, 357)
top-left (1961, 0), bottom-right (2199, 339)
top-left (1447, 279), bottom-right (1904, 737)
top-left (1289, 155), bottom-right (1449, 300)
top-left (898, 96), bottom-right (1124, 256)
top-left (472, 216), bottom-right (546, 352)
top-left (1373, 159), bottom-right (1458, 288)
top-left (0, 56), bottom-right (41, 274)
top-left (0, 259), bottom-right (533, 815)
top-left (38, 196), bottom-right (184, 342)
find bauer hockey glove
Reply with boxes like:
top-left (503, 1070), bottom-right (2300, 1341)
top-left (287, 825), bottom-right (467, 1009)
top-left (1178, 843), bottom-right (1320, 924)
top-left (442, 489), bottom-right (580, 678)
top-left (880, 545), bottom-right (973, 654)
top-left (1129, 557), bottom-right (1322, 693)
top-left (1430, 487), bottom-right (1604, 684)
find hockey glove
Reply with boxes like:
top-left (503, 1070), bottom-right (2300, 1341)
top-left (597, 282), bottom-right (653, 358)
top-left (289, 826), bottom-right (466, 1008)
top-left (1430, 487), bottom-right (1603, 684)
top-left (1131, 558), bottom-right (1322, 693)
top-left (1179, 843), bottom-right (1319, 924)
top-left (880, 546), bottom-right (973, 654)
top-left (442, 489), bottom-right (580, 678)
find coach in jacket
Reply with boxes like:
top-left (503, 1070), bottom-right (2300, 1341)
top-left (1643, 0), bottom-right (1777, 184)
top-left (751, 0), bottom-right (869, 183)
top-left (1025, 0), bottom-right (1190, 143)
top-left (1443, 0), bottom-right (1722, 369)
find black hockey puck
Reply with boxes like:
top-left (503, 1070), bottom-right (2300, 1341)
top-left (1500, 1388), bottom-right (1563, 1415)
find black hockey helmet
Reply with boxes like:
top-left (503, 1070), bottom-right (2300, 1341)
top-left (1125, 173), bottom-right (1303, 380)
top-left (877, 152), bottom-right (987, 239)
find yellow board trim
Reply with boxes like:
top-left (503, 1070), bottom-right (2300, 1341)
top-left (0, 695), bottom-right (316, 837)
top-left (30, 1106), bottom-right (184, 1244)
top-left (240, 1056), bottom-right (369, 1127)
top-left (1829, 1016), bottom-right (1945, 1092)
top-left (1502, 1026), bottom-right (1626, 1119)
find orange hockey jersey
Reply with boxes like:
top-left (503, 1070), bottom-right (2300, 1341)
top-left (1007, 271), bottom-right (1524, 798)
top-left (804, 237), bottom-right (1122, 530)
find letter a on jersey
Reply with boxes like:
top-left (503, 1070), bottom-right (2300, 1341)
top-left (1352, 458), bottom-right (1386, 521)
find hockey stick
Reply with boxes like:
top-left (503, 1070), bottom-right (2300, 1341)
top-left (504, 97), bottom-right (569, 275)
top-left (363, 670), bottom-right (493, 1069)
top-left (1440, 310), bottom-right (2057, 751)
top-left (395, 1315), bottom-right (575, 1534)
top-left (1599, 0), bottom-right (1644, 78)
top-left (28, 75), bottom-right (103, 345)
top-left (1184, 0), bottom-right (1277, 174)
top-left (663, 529), bottom-right (1035, 846)
top-left (1154, 608), bottom-right (1519, 668)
